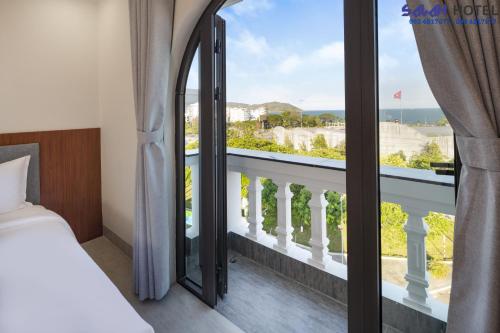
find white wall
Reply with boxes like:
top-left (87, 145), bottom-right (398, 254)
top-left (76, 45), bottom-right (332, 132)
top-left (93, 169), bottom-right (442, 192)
top-left (97, 0), bottom-right (211, 246)
top-left (0, 0), bottom-right (99, 132)
top-left (0, 0), bottom-right (211, 246)
top-left (97, 0), bottom-right (136, 245)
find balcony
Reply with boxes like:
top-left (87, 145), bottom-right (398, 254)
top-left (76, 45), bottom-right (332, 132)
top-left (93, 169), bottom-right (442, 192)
top-left (186, 148), bottom-right (454, 332)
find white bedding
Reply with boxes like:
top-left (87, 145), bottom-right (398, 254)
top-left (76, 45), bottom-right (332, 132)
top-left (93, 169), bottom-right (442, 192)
top-left (0, 205), bottom-right (154, 333)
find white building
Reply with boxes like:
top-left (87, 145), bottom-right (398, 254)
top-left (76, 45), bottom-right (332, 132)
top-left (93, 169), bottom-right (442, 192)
top-left (226, 106), bottom-right (266, 123)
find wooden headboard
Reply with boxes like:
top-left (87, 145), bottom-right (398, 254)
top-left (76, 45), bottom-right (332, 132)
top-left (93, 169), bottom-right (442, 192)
top-left (0, 129), bottom-right (102, 243)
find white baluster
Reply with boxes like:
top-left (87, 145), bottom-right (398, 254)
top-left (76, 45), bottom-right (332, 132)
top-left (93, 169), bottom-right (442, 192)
top-left (403, 205), bottom-right (431, 313)
top-left (246, 173), bottom-right (264, 240)
top-left (273, 180), bottom-right (293, 253)
top-left (226, 170), bottom-right (242, 233)
top-left (307, 186), bottom-right (331, 269)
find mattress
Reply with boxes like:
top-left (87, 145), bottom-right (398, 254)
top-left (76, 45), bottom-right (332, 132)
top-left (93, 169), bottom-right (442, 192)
top-left (0, 205), bottom-right (154, 333)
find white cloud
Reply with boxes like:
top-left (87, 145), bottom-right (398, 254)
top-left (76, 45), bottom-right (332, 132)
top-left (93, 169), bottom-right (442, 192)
top-left (233, 30), bottom-right (269, 56)
top-left (232, 0), bottom-right (273, 16)
top-left (311, 42), bottom-right (344, 65)
top-left (379, 53), bottom-right (399, 70)
top-left (296, 92), bottom-right (345, 110)
top-left (278, 54), bottom-right (302, 74)
top-left (379, 16), bottom-right (415, 43)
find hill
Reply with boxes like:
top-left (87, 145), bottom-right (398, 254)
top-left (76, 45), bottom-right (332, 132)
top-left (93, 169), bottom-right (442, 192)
top-left (227, 101), bottom-right (302, 114)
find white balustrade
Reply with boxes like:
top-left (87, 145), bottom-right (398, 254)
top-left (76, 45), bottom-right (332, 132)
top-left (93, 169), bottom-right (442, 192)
top-left (307, 186), bottom-right (332, 269)
top-left (245, 173), bottom-right (265, 240)
top-left (273, 180), bottom-right (293, 253)
top-left (187, 148), bottom-right (455, 315)
top-left (403, 205), bottom-right (431, 313)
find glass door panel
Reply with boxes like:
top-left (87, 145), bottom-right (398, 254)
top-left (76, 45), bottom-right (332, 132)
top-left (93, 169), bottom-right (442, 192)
top-left (178, 12), bottom-right (227, 307)
top-left (184, 46), bottom-right (202, 287)
top-left (218, 1), bottom-right (349, 331)
top-left (377, 2), bottom-right (455, 331)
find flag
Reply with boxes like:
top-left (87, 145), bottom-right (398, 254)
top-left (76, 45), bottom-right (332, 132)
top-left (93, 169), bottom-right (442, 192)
top-left (393, 90), bottom-right (402, 100)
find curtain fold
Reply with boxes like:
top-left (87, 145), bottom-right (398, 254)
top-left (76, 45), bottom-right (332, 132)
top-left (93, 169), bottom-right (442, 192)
top-left (129, 0), bottom-right (175, 301)
top-left (408, 0), bottom-right (500, 331)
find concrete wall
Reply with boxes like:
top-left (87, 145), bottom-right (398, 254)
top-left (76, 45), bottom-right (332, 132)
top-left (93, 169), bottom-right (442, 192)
top-left (0, 0), bottom-right (99, 133)
top-left (273, 123), bottom-right (454, 159)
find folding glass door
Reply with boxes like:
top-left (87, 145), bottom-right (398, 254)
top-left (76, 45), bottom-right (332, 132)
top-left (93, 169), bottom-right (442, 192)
top-left (176, 13), bottom-right (227, 307)
top-left (377, 2), bottom-right (456, 331)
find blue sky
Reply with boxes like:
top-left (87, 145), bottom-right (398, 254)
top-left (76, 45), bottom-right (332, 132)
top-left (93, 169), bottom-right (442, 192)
top-left (193, 0), bottom-right (439, 111)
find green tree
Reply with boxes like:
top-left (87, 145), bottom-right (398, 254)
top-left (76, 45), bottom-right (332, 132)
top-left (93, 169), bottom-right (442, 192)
top-left (284, 135), bottom-right (294, 150)
top-left (436, 117), bottom-right (449, 126)
top-left (261, 179), bottom-right (278, 234)
top-left (311, 134), bottom-right (328, 150)
top-left (325, 192), bottom-right (346, 252)
top-left (380, 151), bottom-right (407, 167)
top-left (290, 184), bottom-right (312, 246)
top-left (408, 141), bottom-right (446, 170)
top-left (380, 203), bottom-right (408, 257)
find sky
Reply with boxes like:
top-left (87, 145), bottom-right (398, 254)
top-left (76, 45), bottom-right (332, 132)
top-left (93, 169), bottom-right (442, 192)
top-left (188, 0), bottom-right (440, 111)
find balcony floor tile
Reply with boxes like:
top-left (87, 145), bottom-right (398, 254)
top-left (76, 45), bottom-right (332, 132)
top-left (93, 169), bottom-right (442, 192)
top-left (217, 250), bottom-right (348, 333)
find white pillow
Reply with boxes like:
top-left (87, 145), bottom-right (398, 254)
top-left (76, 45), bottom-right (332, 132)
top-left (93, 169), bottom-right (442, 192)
top-left (0, 156), bottom-right (31, 214)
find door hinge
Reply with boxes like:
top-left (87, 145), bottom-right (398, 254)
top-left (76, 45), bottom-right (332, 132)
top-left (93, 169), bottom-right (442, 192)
top-left (215, 39), bottom-right (222, 54)
top-left (215, 87), bottom-right (221, 101)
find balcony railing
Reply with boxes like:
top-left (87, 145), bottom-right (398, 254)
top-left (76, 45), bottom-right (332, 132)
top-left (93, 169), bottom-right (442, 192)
top-left (185, 147), bottom-right (455, 322)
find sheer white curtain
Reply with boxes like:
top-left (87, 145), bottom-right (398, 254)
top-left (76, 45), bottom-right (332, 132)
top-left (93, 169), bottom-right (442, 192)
top-left (129, 0), bottom-right (174, 301)
top-left (129, 0), bottom-right (212, 301)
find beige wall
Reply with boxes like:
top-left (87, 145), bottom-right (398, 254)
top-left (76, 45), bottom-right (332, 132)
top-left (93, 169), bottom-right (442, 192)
top-left (97, 0), bottom-right (211, 246)
top-left (0, 0), bottom-right (99, 133)
top-left (0, 0), bottom-right (211, 246)
top-left (97, 0), bottom-right (136, 245)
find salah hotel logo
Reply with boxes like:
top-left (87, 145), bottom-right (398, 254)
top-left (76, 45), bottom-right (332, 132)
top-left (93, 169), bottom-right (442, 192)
top-left (402, 3), bottom-right (498, 25)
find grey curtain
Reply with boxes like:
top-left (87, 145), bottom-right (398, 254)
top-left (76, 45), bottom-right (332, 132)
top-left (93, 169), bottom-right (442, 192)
top-left (409, 0), bottom-right (500, 331)
top-left (129, 0), bottom-right (175, 301)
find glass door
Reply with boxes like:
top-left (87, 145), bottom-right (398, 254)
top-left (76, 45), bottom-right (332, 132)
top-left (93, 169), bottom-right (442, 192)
top-left (176, 12), bottom-right (227, 307)
top-left (376, 2), bottom-right (455, 332)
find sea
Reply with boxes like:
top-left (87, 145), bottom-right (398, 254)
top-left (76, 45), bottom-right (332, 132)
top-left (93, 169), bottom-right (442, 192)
top-left (304, 108), bottom-right (445, 125)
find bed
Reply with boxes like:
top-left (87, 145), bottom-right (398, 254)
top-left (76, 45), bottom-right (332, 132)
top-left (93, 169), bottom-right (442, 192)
top-left (0, 144), bottom-right (154, 333)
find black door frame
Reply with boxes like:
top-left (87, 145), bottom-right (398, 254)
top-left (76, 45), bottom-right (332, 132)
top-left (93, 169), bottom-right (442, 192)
top-left (175, 1), bottom-right (228, 307)
top-left (345, 0), bottom-right (381, 331)
top-left (175, 0), bottom-right (382, 330)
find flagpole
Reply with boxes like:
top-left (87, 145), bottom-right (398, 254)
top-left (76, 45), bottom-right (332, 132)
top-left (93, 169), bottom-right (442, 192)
top-left (400, 97), bottom-right (402, 124)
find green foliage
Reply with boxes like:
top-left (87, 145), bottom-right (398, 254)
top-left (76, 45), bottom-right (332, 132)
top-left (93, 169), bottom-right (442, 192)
top-left (428, 261), bottom-right (451, 279)
top-left (185, 140), bottom-right (199, 150)
top-left (425, 212), bottom-right (454, 260)
top-left (284, 135), bottom-right (294, 149)
top-left (381, 203), bottom-right (408, 257)
top-left (185, 122), bottom-right (198, 135)
top-left (290, 184), bottom-right (312, 245)
top-left (380, 151), bottom-right (407, 167)
top-left (311, 134), bottom-right (328, 150)
top-left (408, 141), bottom-right (446, 169)
top-left (228, 135), bottom-right (295, 154)
top-left (436, 117), bottom-right (449, 126)
top-left (325, 192), bottom-right (346, 252)
top-left (241, 174), bottom-right (249, 199)
top-left (261, 179), bottom-right (278, 235)
top-left (182, 117), bottom-right (455, 277)
top-left (185, 166), bottom-right (192, 209)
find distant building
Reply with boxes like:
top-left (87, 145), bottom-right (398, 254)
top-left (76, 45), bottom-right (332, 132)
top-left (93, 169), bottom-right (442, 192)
top-left (226, 106), bottom-right (266, 122)
top-left (185, 102), bottom-right (199, 123)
